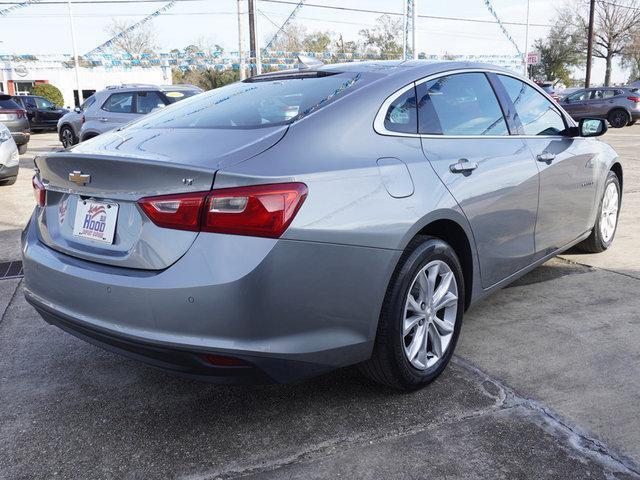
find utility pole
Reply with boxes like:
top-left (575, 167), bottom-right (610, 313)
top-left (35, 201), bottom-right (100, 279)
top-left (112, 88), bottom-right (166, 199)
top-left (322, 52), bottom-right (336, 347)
top-left (585, 0), bottom-right (595, 88)
top-left (412, 0), bottom-right (417, 60)
top-left (67, 0), bottom-right (83, 106)
top-left (248, 0), bottom-right (261, 75)
top-left (523, 0), bottom-right (530, 77)
top-left (237, 0), bottom-right (246, 80)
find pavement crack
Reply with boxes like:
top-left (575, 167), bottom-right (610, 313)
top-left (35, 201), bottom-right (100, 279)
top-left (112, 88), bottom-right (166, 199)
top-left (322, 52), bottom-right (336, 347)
top-left (453, 356), bottom-right (640, 478)
top-left (558, 255), bottom-right (640, 282)
top-left (0, 278), bottom-right (21, 327)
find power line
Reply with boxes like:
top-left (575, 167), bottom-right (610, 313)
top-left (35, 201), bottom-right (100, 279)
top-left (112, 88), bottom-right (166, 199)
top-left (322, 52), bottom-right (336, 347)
top-left (0, 0), bottom-right (553, 27)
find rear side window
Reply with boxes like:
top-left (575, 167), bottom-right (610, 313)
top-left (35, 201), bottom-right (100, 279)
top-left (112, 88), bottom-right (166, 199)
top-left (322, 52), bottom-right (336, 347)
top-left (136, 91), bottom-right (165, 114)
top-left (0, 98), bottom-right (21, 110)
top-left (384, 87), bottom-right (417, 134)
top-left (498, 75), bottom-right (566, 136)
top-left (133, 72), bottom-right (365, 129)
top-left (102, 92), bottom-right (134, 113)
top-left (416, 72), bottom-right (509, 136)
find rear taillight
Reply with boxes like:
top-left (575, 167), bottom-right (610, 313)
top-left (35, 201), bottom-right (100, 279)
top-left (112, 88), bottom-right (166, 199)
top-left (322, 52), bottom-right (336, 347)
top-left (203, 183), bottom-right (308, 238)
top-left (16, 109), bottom-right (26, 119)
top-left (628, 96), bottom-right (640, 103)
top-left (81, 114), bottom-right (85, 124)
top-left (32, 175), bottom-right (45, 207)
top-left (138, 191), bottom-right (207, 231)
top-left (137, 183), bottom-right (308, 238)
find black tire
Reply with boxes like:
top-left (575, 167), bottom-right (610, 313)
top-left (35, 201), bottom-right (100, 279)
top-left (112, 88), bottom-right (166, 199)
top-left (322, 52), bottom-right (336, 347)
top-left (60, 125), bottom-right (77, 148)
top-left (359, 236), bottom-right (465, 391)
top-left (627, 120), bottom-right (637, 126)
top-left (608, 109), bottom-right (630, 128)
top-left (80, 133), bottom-right (97, 142)
top-left (17, 143), bottom-right (27, 155)
top-left (0, 176), bottom-right (17, 186)
top-left (577, 170), bottom-right (621, 253)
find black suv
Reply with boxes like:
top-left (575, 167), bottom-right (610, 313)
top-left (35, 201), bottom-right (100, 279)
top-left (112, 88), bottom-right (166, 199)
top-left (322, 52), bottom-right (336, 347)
top-left (12, 95), bottom-right (68, 132)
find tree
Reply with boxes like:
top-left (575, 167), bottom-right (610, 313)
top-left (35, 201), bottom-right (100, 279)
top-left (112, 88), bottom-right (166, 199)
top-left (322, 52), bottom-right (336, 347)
top-left (359, 15), bottom-right (403, 59)
top-left (302, 31), bottom-right (332, 53)
top-left (105, 19), bottom-right (158, 57)
top-left (267, 23), bottom-right (308, 52)
top-left (31, 84), bottom-right (64, 107)
top-left (568, 0), bottom-right (640, 86)
top-left (622, 29), bottom-right (640, 82)
top-left (530, 12), bottom-right (583, 85)
top-left (172, 68), bottom-right (239, 91)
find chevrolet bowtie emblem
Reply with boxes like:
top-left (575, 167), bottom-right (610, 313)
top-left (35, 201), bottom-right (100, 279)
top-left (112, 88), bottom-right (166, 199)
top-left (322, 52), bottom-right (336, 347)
top-left (69, 170), bottom-right (90, 186)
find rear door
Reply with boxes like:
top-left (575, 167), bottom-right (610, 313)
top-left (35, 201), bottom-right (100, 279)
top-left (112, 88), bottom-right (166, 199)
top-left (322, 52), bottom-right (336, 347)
top-left (418, 72), bottom-right (539, 288)
top-left (496, 74), bottom-right (598, 257)
top-left (586, 89), bottom-right (611, 117)
top-left (96, 91), bottom-right (137, 133)
top-left (135, 91), bottom-right (167, 115)
top-left (560, 90), bottom-right (588, 119)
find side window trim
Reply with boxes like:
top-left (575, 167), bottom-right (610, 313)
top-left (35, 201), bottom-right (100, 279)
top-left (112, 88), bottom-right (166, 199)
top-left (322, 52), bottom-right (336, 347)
top-left (101, 92), bottom-right (134, 113)
top-left (374, 68), bottom-right (573, 138)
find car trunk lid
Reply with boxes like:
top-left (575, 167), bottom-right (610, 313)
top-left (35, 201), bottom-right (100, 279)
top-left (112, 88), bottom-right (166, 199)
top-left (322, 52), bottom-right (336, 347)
top-left (34, 125), bottom-right (287, 270)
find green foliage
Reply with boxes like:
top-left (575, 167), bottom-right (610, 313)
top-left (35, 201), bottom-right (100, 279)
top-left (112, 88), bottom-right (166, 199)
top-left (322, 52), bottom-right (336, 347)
top-left (359, 15), bottom-right (403, 59)
top-left (172, 67), bottom-right (240, 91)
top-left (31, 83), bottom-right (64, 107)
top-left (530, 12), bottom-right (584, 85)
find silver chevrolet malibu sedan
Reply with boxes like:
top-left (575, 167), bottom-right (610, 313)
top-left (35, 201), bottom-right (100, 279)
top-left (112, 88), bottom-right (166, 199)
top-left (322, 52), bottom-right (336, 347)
top-left (22, 61), bottom-right (622, 390)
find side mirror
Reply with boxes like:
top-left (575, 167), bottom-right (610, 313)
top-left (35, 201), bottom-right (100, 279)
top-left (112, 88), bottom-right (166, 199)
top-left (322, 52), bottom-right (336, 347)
top-left (579, 118), bottom-right (607, 137)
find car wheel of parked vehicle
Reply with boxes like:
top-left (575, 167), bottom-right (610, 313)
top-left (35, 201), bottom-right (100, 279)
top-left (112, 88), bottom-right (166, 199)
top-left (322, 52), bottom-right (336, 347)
top-left (17, 144), bottom-right (27, 155)
top-left (0, 176), bottom-right (17, 186)
top-left (577, 170), bottom-right (621, 253)
top-left (60, 126), bottom-right (77, 148)
top-left (360, 236), bottom-right (465, 391)
top-left (608, 109), bottom-right (630, 128)
top-left (81, 133), bottom-right (98, 142)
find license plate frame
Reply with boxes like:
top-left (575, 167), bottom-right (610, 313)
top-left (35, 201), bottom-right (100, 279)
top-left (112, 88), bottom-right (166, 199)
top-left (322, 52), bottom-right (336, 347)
top-left (72, 199), bottom-right (119, 244)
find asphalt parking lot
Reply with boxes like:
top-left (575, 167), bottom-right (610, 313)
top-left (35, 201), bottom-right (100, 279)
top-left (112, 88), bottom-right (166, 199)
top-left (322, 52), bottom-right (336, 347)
top-left (1, 131), bottom-right (639, 479)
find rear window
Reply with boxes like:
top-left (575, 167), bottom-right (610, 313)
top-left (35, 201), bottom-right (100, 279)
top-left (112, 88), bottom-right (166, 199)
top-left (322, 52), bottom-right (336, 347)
top-left (0, 98), bottom-right (21, 110)
top-left (162, 89), bottom-right (201, 104)
top-left (133, 72), bottom-right (364, 130)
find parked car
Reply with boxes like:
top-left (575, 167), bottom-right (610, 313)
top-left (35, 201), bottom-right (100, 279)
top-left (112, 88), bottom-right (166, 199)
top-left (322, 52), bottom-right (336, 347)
top-left (560, 87), bottom-right (640, 127)
top-left (535, 81), bottom-right (560, 102)
top-left (0, 94), bottom-right (30, 154)
top-left (57, 95), bottom-right (96, 148)
top-left (12, 95), bottom-right (68, 132)
top-left (23, 62), bottom-right (622, 390)
top-left (0, 123), bottom-right (19, 185)
top-left (77, 84), bottom-right (203, 143)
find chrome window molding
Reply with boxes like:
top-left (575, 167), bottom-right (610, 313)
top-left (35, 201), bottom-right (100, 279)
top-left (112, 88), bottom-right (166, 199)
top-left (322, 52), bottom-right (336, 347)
top-left (373, 68), bottom-right (577, 140)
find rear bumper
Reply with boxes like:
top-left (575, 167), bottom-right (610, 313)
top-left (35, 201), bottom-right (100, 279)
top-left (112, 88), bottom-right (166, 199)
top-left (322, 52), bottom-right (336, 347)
top-left (0, 164), bottom-right (18, 180)
top-left (21, 213), bottom-right (399, 383)
top-left (11, 131), bottom-right (30, 146)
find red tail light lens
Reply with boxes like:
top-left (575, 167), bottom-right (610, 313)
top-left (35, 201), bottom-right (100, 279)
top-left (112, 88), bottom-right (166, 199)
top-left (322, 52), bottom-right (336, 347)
top-left (138, 191), bottom-right (207, 231)
top-left (628, 96), bottom-right (640, 103)
top-left (32, 175), bottom-right (46, 207)
top-left (16, 109), bottom-right (26, 119)
top-left (137, 183), bottom-right (308, 238)
top-left (203, 183), bottom-right (308, 238)
top-left (199, 353), bottom-right (248, 367)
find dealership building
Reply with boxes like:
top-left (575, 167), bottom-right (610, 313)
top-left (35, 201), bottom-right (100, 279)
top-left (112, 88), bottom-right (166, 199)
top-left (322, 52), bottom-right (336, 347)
top-left (0, 56), bottom-right (169, 107)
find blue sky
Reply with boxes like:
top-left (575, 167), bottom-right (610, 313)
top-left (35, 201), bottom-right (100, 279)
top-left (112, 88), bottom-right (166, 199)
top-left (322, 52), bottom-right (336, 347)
top-left (0, 0), bottom-right (629, 84)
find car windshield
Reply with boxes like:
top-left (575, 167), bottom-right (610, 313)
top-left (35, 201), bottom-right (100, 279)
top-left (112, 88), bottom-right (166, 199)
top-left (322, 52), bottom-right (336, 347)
top-left (162, 89), bottom-right (201, 104)
top-left (132, 71), bottom-right (365, 130)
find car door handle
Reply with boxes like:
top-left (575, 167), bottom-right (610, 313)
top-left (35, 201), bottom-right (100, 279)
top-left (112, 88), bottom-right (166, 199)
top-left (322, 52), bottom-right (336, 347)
top-left (449, 160), bottom-right (478, 173)
top-left (99, 117), bottom-right (108, 122)
top-left (537, 152), bottom-right (556, 162)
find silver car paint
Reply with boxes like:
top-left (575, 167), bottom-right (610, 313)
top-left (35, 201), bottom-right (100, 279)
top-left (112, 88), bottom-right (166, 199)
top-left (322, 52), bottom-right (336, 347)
top-left (22, 61), bottom-right (621, 382)
top-left (561, 87), bottom-right (640, 121)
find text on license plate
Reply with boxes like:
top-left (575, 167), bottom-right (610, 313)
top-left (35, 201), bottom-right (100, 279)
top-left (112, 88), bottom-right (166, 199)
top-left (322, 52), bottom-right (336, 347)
top-left (72, 199), bottom-right (119, 244)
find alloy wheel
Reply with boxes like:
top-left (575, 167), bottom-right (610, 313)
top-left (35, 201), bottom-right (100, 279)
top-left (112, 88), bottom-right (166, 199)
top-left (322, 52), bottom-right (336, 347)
top-left (600, 182), bottom-right (619, 243)
top-left (402, 260), bottom-right (458, 370)
top-left (61, 128), bottom-right (74, 148)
